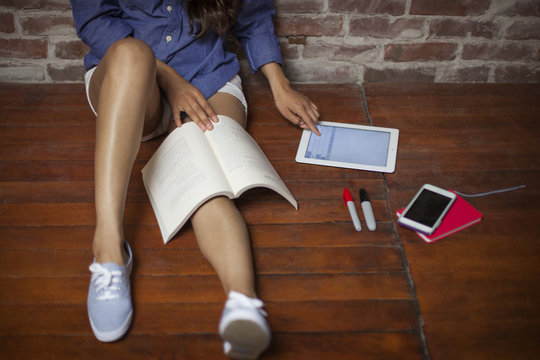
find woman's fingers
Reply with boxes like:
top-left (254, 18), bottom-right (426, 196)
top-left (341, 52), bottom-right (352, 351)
top-left (173, 91), bottom-right (218, 131)
top-left (287, 98), bottom-right (320, 136)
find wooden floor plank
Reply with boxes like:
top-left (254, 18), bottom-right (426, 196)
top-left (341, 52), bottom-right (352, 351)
top-left (0, 221), bottom-right (399, 251)
top-left (424, 323), bottom-right (540, 360)
top-left (0, 273), bottom-right (412, 305)
top-left (0, 332), bottom-right (424, 360)
top-left (0, 300), bottom-right (418, 336)
top-left (0, 246), bottom-right (404, 277)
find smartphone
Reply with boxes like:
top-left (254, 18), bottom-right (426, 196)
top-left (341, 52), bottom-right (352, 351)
top-left (398, 184), bottom-right (457, 235)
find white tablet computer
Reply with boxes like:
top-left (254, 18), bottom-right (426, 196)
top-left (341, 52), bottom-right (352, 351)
top-left (295, 121), bottom-right (399, 173)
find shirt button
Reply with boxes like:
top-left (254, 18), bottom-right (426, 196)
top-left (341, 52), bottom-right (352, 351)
top-left (167, 5), bottom-right (172, 12)
top-left (166, 35), bottom-right (172, 42)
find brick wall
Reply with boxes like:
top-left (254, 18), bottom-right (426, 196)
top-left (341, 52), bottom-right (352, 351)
top-left (1, 0), bottom-right (539, 84)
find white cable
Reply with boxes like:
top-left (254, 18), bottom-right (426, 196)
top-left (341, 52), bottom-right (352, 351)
top-left (453, 185), bottom-right (526, 198)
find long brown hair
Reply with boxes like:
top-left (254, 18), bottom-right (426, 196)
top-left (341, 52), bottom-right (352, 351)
top-left (184, 0), bottom-right (240, 38)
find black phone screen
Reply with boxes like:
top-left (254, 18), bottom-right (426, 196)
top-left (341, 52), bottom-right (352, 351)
top-left (404, 189), bottom-right (454, 227)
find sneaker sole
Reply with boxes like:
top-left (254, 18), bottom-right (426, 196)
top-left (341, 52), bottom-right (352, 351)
top-left (221, 319), bottom-right (270, 360)
top-left (89, 310), bottom-right (133, 342)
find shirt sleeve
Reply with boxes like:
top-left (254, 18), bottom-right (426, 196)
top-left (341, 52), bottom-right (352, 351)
top-left (70, 0), bottom-right (133, 60)
top-left (230, 0), bottom-right (283, 73)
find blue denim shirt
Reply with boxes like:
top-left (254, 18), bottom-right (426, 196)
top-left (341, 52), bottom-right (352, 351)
top-left (70, 0), bottom-right (282, 99)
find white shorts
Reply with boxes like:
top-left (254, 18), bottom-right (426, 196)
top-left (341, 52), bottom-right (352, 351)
top-left (84, 67), bottom-right (248, 141)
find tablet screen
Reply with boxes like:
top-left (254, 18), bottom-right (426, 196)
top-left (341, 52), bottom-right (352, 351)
top-left (305, 124), bottom-right (391, 167)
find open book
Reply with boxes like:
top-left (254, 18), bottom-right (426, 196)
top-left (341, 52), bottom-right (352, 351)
top-left (142, 115), bottom-right (298, 243)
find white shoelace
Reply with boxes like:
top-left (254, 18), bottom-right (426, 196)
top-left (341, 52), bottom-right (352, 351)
top-left (89, 263), bottom-right (124, 301)
top-left (226, 291), bottom-right (268, 317)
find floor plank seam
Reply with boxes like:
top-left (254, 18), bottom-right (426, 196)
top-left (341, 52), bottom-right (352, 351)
top-left (363, 84), bottom-right (431, 360)
top-left (359, 86), bottom-right (373, 126)
top-left (382, 175), bottom-right (431, 360)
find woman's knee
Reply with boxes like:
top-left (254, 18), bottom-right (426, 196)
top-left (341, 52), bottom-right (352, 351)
top-left (104, 38), bottom-right (156, 74)
top-left (198, 196), bottom-right (233, 215)
top-left (192, 197), bottom-right (237, 224)
top-left (208, 93), bottom-right (247, 128)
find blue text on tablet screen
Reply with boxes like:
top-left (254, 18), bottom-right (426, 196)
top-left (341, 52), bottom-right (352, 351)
top-left (305, 125), bottom-right (390, 166)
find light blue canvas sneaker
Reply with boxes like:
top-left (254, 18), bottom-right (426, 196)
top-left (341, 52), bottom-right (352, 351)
top-left (219, 291), bottom-right (271, 360)
top-left (87, 242), bottom-right (133, 342)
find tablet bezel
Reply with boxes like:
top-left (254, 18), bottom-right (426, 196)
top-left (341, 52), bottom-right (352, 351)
top-left (295, 121), bottom-right (399, 173)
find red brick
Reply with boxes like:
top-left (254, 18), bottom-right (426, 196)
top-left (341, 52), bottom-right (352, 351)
top-left (54, 40), bottom-right (89, 60)
top-left (303, 42), bottom-right (377, 60)
top-left (498, 0), bottom-right (540, 16)
top-left (350, 17), bottom-right (389, 37)
top-left (275, 0), bottom-right (324, 13)
top-left (21, 15), bottom-right (74, 36)
top-left (430, 19), bottom-right (500, 39)
top-left (410, 0), bottom-right (490, 16)
top-left (0, 13), bottom-right (16, 33)
top-left (0, 39), bottom-right (48, 58)
top-left (279, 39), bottom-right (301, 60)
top-left (364, 67), bottom-right (436, 82)
top-left (350, 17), bottom-right (424, 38)
top-left (494, 65), bottom-right (540, 83)
top-left (287, 36), bottom-right (306, 45)
top-left (462, 43), bottom-right (534, 61)
top-left (430, 19), bottom-right (468, 37)
top-left (384, 43), bottom-right (458, 62)
top-left (468, 21), bottom-right (501, 38)
top-left (328, 0), bottom-right (406, 15)
top-left (1, 0), bottom-right (72, 11)
top-left (505, 21), bottom-right (540, 41)
top-left (438, 65), bottom-right (490, 83)
top-left (47, 64), bottom-right (86, 82)
top-left (275, 15), bottom-right (344, 37)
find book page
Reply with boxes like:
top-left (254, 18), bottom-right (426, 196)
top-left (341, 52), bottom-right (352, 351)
top-left (142, 123), bottom-right (233, 242)
top-left (206, 116), bottom-right (297, 209)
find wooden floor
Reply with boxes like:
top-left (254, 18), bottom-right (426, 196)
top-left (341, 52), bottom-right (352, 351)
top-left (0, 81), bottom-right (539, 359)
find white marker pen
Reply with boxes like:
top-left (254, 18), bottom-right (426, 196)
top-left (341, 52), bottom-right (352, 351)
top-left (342, 188), bottom-right (362, 231)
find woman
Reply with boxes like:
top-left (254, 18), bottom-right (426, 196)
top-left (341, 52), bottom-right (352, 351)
top-left (70, 0), bottom-right (320, 358)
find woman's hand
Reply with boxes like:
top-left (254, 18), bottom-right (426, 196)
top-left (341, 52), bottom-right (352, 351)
top-left (273, 84), bottom-right (321, 135)
top-left (156, 59), bottom-right (218, 131)
top-left (262, 62), bottom-right (321, 136)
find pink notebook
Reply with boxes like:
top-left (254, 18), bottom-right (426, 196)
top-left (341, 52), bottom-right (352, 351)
top-left (396, 192), bottom-right (483, 243)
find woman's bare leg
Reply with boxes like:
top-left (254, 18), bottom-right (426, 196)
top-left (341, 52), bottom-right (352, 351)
top-left (89, 38), bottom-right (163, 265)
top-left (189, 93), bottom-right (257, 297)
top-left (192, 196), bottom-right (256, 297)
